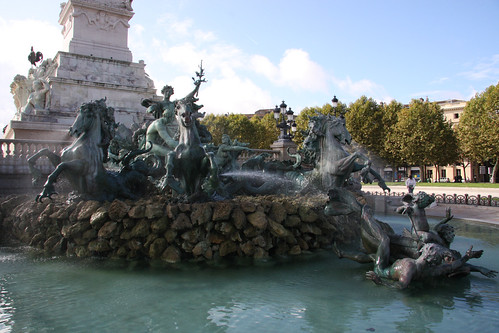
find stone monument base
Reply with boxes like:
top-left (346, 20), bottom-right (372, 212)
top-left (3, 120), bottom-right (72, 141)
top-left (270, 139), bottom-right (298, 161)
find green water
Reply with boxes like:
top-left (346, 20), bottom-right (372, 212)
top-left (1, 217), bottom-right (498, 333)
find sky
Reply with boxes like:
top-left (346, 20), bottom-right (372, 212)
top-left (1, 0), bottom-right (498, 129)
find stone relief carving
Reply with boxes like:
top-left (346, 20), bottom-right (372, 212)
top-left (73, 9), bottom-right (130, 31)
top-left (122, 0), bottom-right (133, 11)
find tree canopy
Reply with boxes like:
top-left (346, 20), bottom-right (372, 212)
top-left (457, 82), bottom-right (499, 182)
top-left (385, 99), bottom-right (459, 178)
top-left (344, 96), bottom-right (402, 163)
top-left (201, 113), bottom-right (279, 149)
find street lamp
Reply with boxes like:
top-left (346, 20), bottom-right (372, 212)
top-left (273, 100), bottom-right (295, 140)
top-left (331, 95), bottom-right (338, 116)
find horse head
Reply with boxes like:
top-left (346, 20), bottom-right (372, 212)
top-left (327, 116), bottom-right (352, 145)
top-left (307, 115), bottom-right (325, 137)
top-left (175, 99), bottom-right (195, 128)
top-left (69, 102), bottom-right (97, 138)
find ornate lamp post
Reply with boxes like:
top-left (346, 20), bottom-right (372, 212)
top-left (331, 95), bottom-right (338, 116)
top-left (273, 101), bottom-right (296, 140)
top-left (270, 100), bottom-right (297, 161)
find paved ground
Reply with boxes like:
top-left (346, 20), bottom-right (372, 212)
top-left (362, 184), bottom-right (499, 226)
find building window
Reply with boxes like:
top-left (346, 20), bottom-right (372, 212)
top-left (454, 113), bottom-right (459, 119)
top-left (441, 170), bottom-right (447, 178)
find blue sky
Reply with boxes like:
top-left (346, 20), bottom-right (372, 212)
top-left (1, 0), bottom-right (498, 128)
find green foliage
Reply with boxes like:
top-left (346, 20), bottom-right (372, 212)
top-left (201, 114), bottom-right (229, 145)
top-left (457, 82), bottom-right (499, 164)
top-left (344, 96), bottom-right (401, 162)
top-left (201, 113), bottom-right (279, 149)
top-left (250, 112), bottom-right (280, 149)
top-left (385, 99), bottom-right (459, 168)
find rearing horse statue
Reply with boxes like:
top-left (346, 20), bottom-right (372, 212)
top-left (303, 114), bottom-right (389, 192)
top-left (162, 97), bottom-right (218, 199)
top-left (28, 99), bottom-right (115, 201)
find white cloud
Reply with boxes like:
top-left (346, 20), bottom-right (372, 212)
top-left (430, 77), bottom-right (449, 85)
top-left (155, 14), bottom-right (215, 44)
top-left (333, 76), bottom-right (383, 97)
top-left (156, 13), bottom-right (193, 39)
top-left (0, 18), bottom-right (60, 128)
top-left (251, 49), bottom-right (328, 93)
top-left (201, 76), bottom-right (272, 116)
top-left (459, 54), bottom-right (499, 81)
top-left (129, 14), bottom-right (330, 115)
top-left (160, 42), bottom-right (204, 71)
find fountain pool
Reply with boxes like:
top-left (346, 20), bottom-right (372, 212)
top-left (1, 216), bottom-right (498, 332)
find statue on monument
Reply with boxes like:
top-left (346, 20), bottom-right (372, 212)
top-left (21, 79), bottom-right (50, 117)
top-left (214, 134), bottom-right (251, 174)
top-left (27, 46), bottom-right (43, 67)
top-left (143, 62), bottom-right (210, 160)
top-left (142, 85), bottom-right (175, 120)
top-left (145, 98), bottom-right (178, 158)
top-left (10, 75), bottom-right (30, 114)
top-left (10, 56), bottom-right (56, 119)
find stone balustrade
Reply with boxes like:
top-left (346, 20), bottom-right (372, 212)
top-left (0, 139), bottom-right (71, 195)
top-left (0, 139), bottom-right (71, 172)
top-left (237, 148), bottom-right (280, 161)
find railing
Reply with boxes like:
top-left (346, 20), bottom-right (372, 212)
top-left (0, 140), bottom-right (278, 171)
top-left (365, 190), bottom-right (499, 207)
top-left (0, 139), bottom-right (72, 174)
top-left (237, 149), bottom-right (280, 162)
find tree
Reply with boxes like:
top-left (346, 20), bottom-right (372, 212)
top-left (224, 114), bottom-right (257, 146)
top-left (457, 82), bottom-right (499, 182)
top-left (385, 99), bottom-right (459, 181)
top-left (250, 112), bottom-right (280, 149)
top-left (345, 97), bottom-right (402, 163)
top-left (345, 96), bottom-right (384, 154)
top-left (201, 114), bottom-right (229, 145)
top-left (201, 113), bottom-right (280, 149)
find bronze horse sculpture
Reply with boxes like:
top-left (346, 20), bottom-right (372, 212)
top-left (303, 114), bottom-right (390, 192)
top-left (29, 99), bottom-right (113, 201)
top-left (162, 97), bottom-right (218, 200)
top-left (28, 99), bottom-right (152, 201)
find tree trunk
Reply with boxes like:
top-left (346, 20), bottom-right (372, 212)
top-left (462, 159), bottom-right (469, 183)
top-left (491, 156), bottom-right (499, 183)
top-left (420, 165), bottom-right (426, 182)
top-left (434, 165), bottom-right (440, 182)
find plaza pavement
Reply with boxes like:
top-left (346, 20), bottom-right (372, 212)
top-left (362, 184), bottom-right (499, 226)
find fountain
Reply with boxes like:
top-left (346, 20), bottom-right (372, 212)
top-left (0, 2), bottom-right (498, 330)
top-left (1, 71), bottom-right (498, 333)
top-left (0, 63), bottom-right (495, 290)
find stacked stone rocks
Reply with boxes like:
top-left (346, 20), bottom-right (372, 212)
top-left (0, 194), bottom-right (362, 263)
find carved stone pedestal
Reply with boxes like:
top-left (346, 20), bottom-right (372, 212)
top-left (270, 139), bottom-right (298, 161)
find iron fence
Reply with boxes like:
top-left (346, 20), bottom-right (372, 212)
top-left (365, 190), bottom-right (499, 207)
